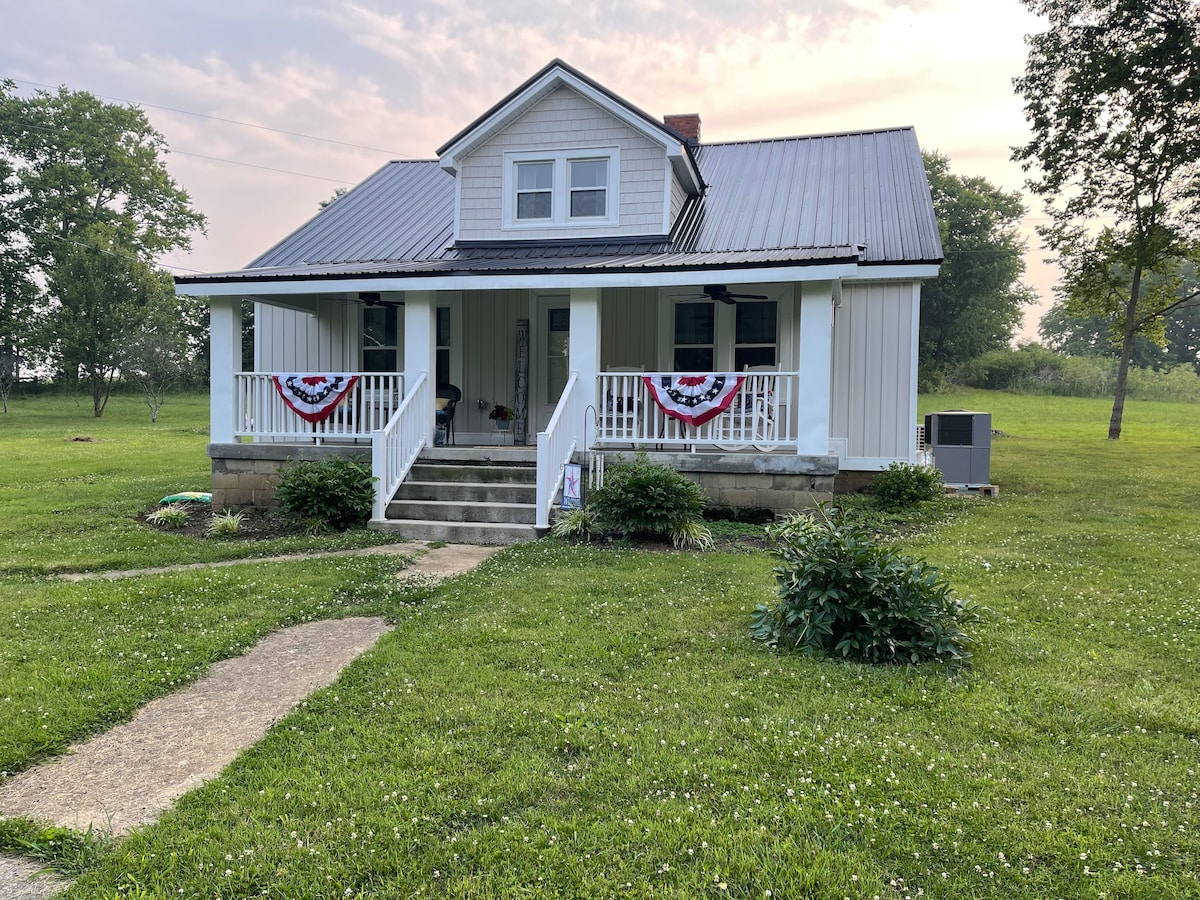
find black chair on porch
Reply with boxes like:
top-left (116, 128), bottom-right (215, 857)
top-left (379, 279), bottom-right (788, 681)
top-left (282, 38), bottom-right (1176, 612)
top-left (435, 383), bottom-right (461, 445)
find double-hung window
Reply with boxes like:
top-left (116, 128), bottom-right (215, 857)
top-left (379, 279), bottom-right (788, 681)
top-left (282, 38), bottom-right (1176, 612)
top-left (515, 161), bottom-right (553, 221)
top-left (568, 158), bottom-right (607, 218)
top-left (504, 148), bottom-right (619, 229)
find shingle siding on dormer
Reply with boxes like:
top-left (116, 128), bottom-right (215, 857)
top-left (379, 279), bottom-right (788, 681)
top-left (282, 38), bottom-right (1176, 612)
top-left (457, 86), bottom-right (670, 242)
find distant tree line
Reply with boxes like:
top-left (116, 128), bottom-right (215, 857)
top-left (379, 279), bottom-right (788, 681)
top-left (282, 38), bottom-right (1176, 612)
top-left (0, 81), bottom-right (208, 416)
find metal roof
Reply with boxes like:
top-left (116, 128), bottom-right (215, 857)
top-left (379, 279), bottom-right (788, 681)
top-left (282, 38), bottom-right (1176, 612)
top-left (180, 127), bottom-right (941, 287)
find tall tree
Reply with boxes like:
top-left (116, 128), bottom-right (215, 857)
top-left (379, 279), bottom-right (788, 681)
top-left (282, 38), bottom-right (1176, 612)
top-left (1038, 301), bottom-right (1168, 367)
top-left (1039, 263), bottom-right (1200, 372)
top-left (0, 168), bottom-right (37, 412)
top-left (0, 82), bottom-right (205, 393)
top-left (919, 151), bottom-right (1036, 375)
top-left (46, 224), bottom-right (178, 416)
top-left (1013, 0), bottom-right (1200, 438)
top-left (0, 85), bottom-right (39, 411)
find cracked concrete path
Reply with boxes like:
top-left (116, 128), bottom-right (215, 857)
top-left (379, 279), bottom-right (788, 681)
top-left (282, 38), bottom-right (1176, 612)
top-left (54, 541), bottom-right (501, 583)
top-left (0, 541), bottom-right (502, 896)
top-left (0, 616), bottom-right (393, 835)
top-left (0, 856), bottom-right (68, 900)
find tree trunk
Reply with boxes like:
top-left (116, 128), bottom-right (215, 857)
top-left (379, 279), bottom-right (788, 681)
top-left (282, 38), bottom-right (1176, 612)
top-left (1108, 265), bottom-right (1143, 440)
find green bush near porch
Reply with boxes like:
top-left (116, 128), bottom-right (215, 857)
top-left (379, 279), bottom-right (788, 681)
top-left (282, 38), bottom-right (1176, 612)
top-left (586, 453), bottom-right (712, 547)
top-left (275, 454), bottom-right (376, 532)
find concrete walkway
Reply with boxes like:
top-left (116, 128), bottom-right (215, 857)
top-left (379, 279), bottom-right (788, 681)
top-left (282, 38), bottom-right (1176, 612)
top-left (0, 541), bottom-right (502, 898)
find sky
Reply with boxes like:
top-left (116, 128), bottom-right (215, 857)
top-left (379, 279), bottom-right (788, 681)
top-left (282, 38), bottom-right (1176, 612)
top-left (4, 0), bottom-right (1056, 338)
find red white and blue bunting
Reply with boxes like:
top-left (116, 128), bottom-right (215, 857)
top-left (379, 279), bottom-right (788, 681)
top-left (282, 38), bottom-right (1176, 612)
top-left (271, 374), bottom-right (360, 423)
top-left (641, 374), bottom-right (745, 427)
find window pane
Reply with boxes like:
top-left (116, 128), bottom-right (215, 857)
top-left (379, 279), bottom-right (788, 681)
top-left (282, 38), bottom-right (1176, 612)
top-left (363, 306), bottom-right (396, 348)
top-left (735, 347), bottom-right (777, 370)
top-left (570, 188), bottom-right (606, 218)
top-left (362, 348), bottom-right (395, 373)
top-left (674, 347), bottom-right (714, 372)
top-left (436, 306), bottom-right (451, 347)
top-left (674, 302), bottom-right (714, 344)
top-left (570, 158), bottom-right (607, 188)
top-left (517, 191), bottom-right (551, 219)
top-left (517, 162), bottom-right (553, 190)
top-left (735, 301), bottom-right (777, 344)
top-left (436, 348), bottom-right (450, 387)
top-left (547, 307), bottom-right (570, 399)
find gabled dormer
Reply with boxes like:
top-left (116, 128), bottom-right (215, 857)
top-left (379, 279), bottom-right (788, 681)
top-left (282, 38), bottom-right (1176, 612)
top-left (436, 60), bottom-right (703, 244)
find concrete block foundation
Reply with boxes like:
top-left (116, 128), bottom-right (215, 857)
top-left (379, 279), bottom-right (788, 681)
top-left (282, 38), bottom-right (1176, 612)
top-left (208, 443), bottom-right (372, 511)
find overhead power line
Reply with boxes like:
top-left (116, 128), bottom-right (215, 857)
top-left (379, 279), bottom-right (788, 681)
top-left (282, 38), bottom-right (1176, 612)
top-left (5, 117), bottom-right (359, 186)
top-left (6, 77), bottom-right (420, 159)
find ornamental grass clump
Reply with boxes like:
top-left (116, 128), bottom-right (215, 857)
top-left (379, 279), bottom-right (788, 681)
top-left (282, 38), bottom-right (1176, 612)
top-left (588, 453), bottom-right (711, 545)
top-left (275, 455), bottom-right (375, 532)
top-left (753, 508), bottom-right (978, 667)
top-left (145, 505), bottom-right (191, 529)
top-left (206, 509), bottom-right (246, 538)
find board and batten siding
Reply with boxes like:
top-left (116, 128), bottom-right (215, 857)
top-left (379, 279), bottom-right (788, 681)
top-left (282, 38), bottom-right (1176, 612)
top-left (458, 86), bottom-right (668, 241)
top-left (254, 300), bottom-right (355, 373)
top-left (601, 288), bottom-right (658, 369)
top-left (454, 289), bottom-right (530, 436)
top-left (829, 281), bottom-right (919, 467)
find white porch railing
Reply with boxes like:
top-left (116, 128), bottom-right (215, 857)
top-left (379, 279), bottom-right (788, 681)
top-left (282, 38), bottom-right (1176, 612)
top-left (233, 373), bottom-right (404, 441)
top-left (536, 370), bottom-right (584, 530)
top-left (596, 371), bottom-right (798, 450)
top-left (372, 371), bottom-right (430, 521)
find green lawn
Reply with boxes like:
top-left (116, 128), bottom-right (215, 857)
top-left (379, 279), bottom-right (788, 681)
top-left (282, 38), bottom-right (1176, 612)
top-left (1, 388), bottom-right (1198, 898)
top-left (0, 391), bottom-right (394, 575)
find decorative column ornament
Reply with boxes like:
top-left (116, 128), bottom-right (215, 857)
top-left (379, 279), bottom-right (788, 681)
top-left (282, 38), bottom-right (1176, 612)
top-left (514, 318), bottom-right (529, 444)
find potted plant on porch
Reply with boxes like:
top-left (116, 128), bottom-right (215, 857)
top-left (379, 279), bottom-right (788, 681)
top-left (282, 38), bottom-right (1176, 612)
top-left (489, 403), bottom-right (515, 430)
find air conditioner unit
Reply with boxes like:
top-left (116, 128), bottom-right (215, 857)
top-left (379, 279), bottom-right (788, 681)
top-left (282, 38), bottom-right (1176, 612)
top-left (924, 411), bottom-right (991, 487)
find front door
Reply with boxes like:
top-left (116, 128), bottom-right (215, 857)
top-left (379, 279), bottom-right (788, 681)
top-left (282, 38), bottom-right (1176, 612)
top-left (534, 293), bottom-right (570, 432)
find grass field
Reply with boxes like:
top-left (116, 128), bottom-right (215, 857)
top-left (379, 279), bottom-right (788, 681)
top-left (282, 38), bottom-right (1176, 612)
top-left (1, 388), bottom-right (1198, 898)
top-left (0, 392), bottom-right (394, 575)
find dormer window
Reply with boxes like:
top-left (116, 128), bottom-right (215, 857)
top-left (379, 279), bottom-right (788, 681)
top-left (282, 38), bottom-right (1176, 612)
top-left (502, 148), bottom-right (620, 230)
top-left (516, 161), bottom-right (553, 220)
top-left (569, 158), bottom-right (607, 218)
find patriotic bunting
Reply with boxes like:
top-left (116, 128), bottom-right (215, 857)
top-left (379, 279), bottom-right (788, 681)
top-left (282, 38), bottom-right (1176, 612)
top-left (642, 374), bottom-right (745, 426)
top-left (271, 374), bottom-right (360, 423)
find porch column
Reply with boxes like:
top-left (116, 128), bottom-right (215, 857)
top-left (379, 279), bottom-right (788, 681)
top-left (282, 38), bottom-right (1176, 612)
top-left (796, 281), bottom-right (834, 456)
top-left (404, 290), bottom-right (436, 393)
top-left (209, 295), bottom-right (239, 444)
top-left (568, 287), bottom-right (600, 416)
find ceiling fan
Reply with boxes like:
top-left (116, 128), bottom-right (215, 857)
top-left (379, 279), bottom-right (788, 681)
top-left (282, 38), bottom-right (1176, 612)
top-left (358, 292), bottom-right (402, 308)
top-left (694, 284), bottom-right (770, 305)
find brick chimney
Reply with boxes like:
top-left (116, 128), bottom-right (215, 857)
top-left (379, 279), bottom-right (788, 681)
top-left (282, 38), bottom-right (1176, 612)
top-left (664, 113), bottom-right (701, 146)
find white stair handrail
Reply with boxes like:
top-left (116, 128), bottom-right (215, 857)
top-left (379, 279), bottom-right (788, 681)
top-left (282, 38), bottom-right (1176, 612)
top-left (372, 371), bottom-right (430, 521)
top-left (535, 370), bottom-right (582, 530)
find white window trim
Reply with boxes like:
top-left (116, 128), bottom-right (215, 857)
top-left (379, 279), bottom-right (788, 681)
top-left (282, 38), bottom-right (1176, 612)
top-left (659, 286), bottom-right (792, 372)
top-left (501, 147), bottom-right (620, 230)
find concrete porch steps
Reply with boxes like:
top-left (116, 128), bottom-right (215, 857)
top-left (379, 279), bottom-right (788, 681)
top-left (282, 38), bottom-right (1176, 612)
top-left (369, 450), bottom-right (541, 546)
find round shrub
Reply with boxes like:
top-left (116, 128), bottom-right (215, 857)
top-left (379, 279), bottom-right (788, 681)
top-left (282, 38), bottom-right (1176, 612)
top-left (752, 509), bottom-right (978, 667)
top-left (589, 454), bottom-right (706, 539)
top-left (871, 461), bottom-right (942, 511)
top-left (275, 455), bottom-right (375, 531)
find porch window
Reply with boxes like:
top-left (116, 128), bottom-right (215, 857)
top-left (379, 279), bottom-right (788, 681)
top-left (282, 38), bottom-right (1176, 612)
top-left (546, 307), bottom-right (570, 398)
top-left (734, 301), bottom-right (778, 370)
top-left (362, 305), bottom-right (398, 372)
top-left (503, 148), bottom-right (619, 229)
top-left (436, 306), bottom-right (452, 386)
top-left (673, 301), bottom-right (714, 371)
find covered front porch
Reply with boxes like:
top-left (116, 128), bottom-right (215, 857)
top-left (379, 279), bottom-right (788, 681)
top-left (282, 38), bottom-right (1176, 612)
top-left (206, 277), bottom-right (849, 533)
